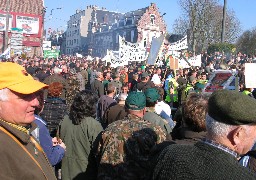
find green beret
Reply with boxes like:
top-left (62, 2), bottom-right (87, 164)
top-left (208, 89), bottom-right (256, 125)
top-left (145, 88), bottom-right (160, 103)
top-left (125, 91), bottom-right (146, 110)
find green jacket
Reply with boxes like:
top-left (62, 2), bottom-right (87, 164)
top-left (60, 115), bottom-right (103, 180)
top-left (144, 108), bottom-right (172, 136)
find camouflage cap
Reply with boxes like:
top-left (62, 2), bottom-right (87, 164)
top-left (125, 91), bottom-right (146, 110)
top-left (145, 88), bottom-right (160, 103)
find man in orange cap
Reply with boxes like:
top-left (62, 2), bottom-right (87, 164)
top-left (0, 62), bottom-right (56, 179)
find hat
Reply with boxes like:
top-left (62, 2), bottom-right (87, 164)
top-left (208, 89), bottom-right (256, 125)
top-left (125, 91), bottom-right (146, 110)
top-left (141, 72), bottom-right (149, 78)
top-left (145, 88), bottom-right (160, 103)
top-left (0, 62), bottom-right (48, 94)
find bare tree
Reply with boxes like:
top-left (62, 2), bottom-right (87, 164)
top-left (173, 0), bottom-right (241, 54)
top-left (236, 27), bottom-right (256, 55)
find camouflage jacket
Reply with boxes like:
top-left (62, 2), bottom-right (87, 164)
top-left (97, 114), bottom-right (166, 180)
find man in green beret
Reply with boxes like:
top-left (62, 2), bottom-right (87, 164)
top-left (144, 88), bottom-right (172, 136)
top-left (97, 91), bottom-right (166, 179)
top-left (153, 89), bottom-right (256, 179)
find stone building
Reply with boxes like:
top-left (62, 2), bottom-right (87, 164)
top-left (90, 3), bottom-right (167, 58)
top-left (64, 3), bottom-right (166, 57)
top-left (65, 5), bottom-right (121, 56)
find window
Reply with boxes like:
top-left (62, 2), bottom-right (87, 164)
top-left (131, 30), bottom-right (134, 42)
top-left (116, 33), bottom-right (119, 43)
top-left (150, 14), bottom-right (155, 25)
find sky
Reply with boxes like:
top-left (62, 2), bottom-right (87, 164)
top-left (44, 0), bottom-right (256, 34)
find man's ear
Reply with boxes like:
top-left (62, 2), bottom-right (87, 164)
top-left (142, 107), bottom-right (146, 115)
top-left (229, 126), bottom-right (244, 146)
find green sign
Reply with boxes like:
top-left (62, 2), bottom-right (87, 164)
top-left (44, 50), bottom-right (59, 58)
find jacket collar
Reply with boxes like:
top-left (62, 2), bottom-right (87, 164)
top-left (0, 120), bottom-right (37, 144)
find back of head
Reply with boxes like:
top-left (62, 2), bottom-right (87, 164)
top-left (125, 91), bottom-right (146, 111)
top-left (48, 82), bottom-right (63, 97)
top-left (70, 90), bottom-right (98, 125)
top-left (182, 92), bottom-right (209, 132)
top-left (107, 83), bottom-right (116, 94)
top-left (144, 88), bottom-right (160, 107)
top-left (53, 67), bottom-right (62, 74)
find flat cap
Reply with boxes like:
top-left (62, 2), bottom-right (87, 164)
top-left (208, 89), bottom-right (256, 125)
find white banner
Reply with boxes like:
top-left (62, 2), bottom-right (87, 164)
top-left (178, 55), bottom-right (201, 68)
top-left (245, 63), bottom-right (256, 88)
top-left (16, 16), bottom-right (39, 34)
top-left (169, 36), bottom-right (188, 51)
top-left (43, 41), bottom-right (51, 50)
top-left (0, 14), bottom-right (13, 31)
top-left (119, 36), bottom-right (146, 62)
top-left (0, 47), bottom-right (10, 58)
top-left (147, 34), bottom-right (165, 65)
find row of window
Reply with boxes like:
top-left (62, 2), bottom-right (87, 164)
top-left (67, 39), bottom-right (79, 46)
top-left (66, 29), bottom-right (80, 37)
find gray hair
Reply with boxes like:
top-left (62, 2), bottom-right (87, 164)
top-left (118, 93), bottom-right (128, 101)
top-left (53, 67), bottom-right (62, 74)
top-left (206, 114), bottom-right (237, 137)
top-left (95, 71), bottom-right (102, 79)
top-left (0, 88), bottom-right (10, 101)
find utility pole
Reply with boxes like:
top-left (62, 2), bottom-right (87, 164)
top-left (221, 0), bottom-right (227, 43)
top-left (3, 0), bottom-right (10, 52)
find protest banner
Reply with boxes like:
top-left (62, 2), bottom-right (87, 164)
top-left (204, 70), bottom-right (236, 93)
top-left (43, 41), bottom-right (51, 50)
top-left (44, 50), bottom-right (59, 58)
top-left (147, 34), bottom-right (165, 65)
top-left (169, 55), bottom-right (179, 70)
top-left (245, 63), bottom-right (256, 88)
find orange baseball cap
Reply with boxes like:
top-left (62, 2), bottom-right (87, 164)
top-left (0, 62), bottom-right (48, 94)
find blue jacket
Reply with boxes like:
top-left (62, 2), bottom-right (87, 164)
top-left (33, 115), bottom-right (65, 166)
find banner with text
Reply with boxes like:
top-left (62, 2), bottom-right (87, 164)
top-left (16, 16), bottom-right (39, 34)
top-left (119, 36), bottom-right (146, 62)
top-left (169, 36), bottom-right (188, 51)
top-left (44, 50), bottom-right (59, 59)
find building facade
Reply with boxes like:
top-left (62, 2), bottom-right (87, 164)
top-left (90, 3), bottom-right (167, 58)
top-left (0, 0), bottom-right (44, 56)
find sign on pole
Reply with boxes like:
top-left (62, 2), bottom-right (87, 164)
top-left (10, 28), bottom-right (23, 55)
top-left (147, 34), bottom-right (165, 65)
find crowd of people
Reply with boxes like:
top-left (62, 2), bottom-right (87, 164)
top-left (1, 51), bottom-right (256, 179)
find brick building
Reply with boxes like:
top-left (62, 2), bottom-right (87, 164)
top-left (0, 0), bottom-right (44, 56)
